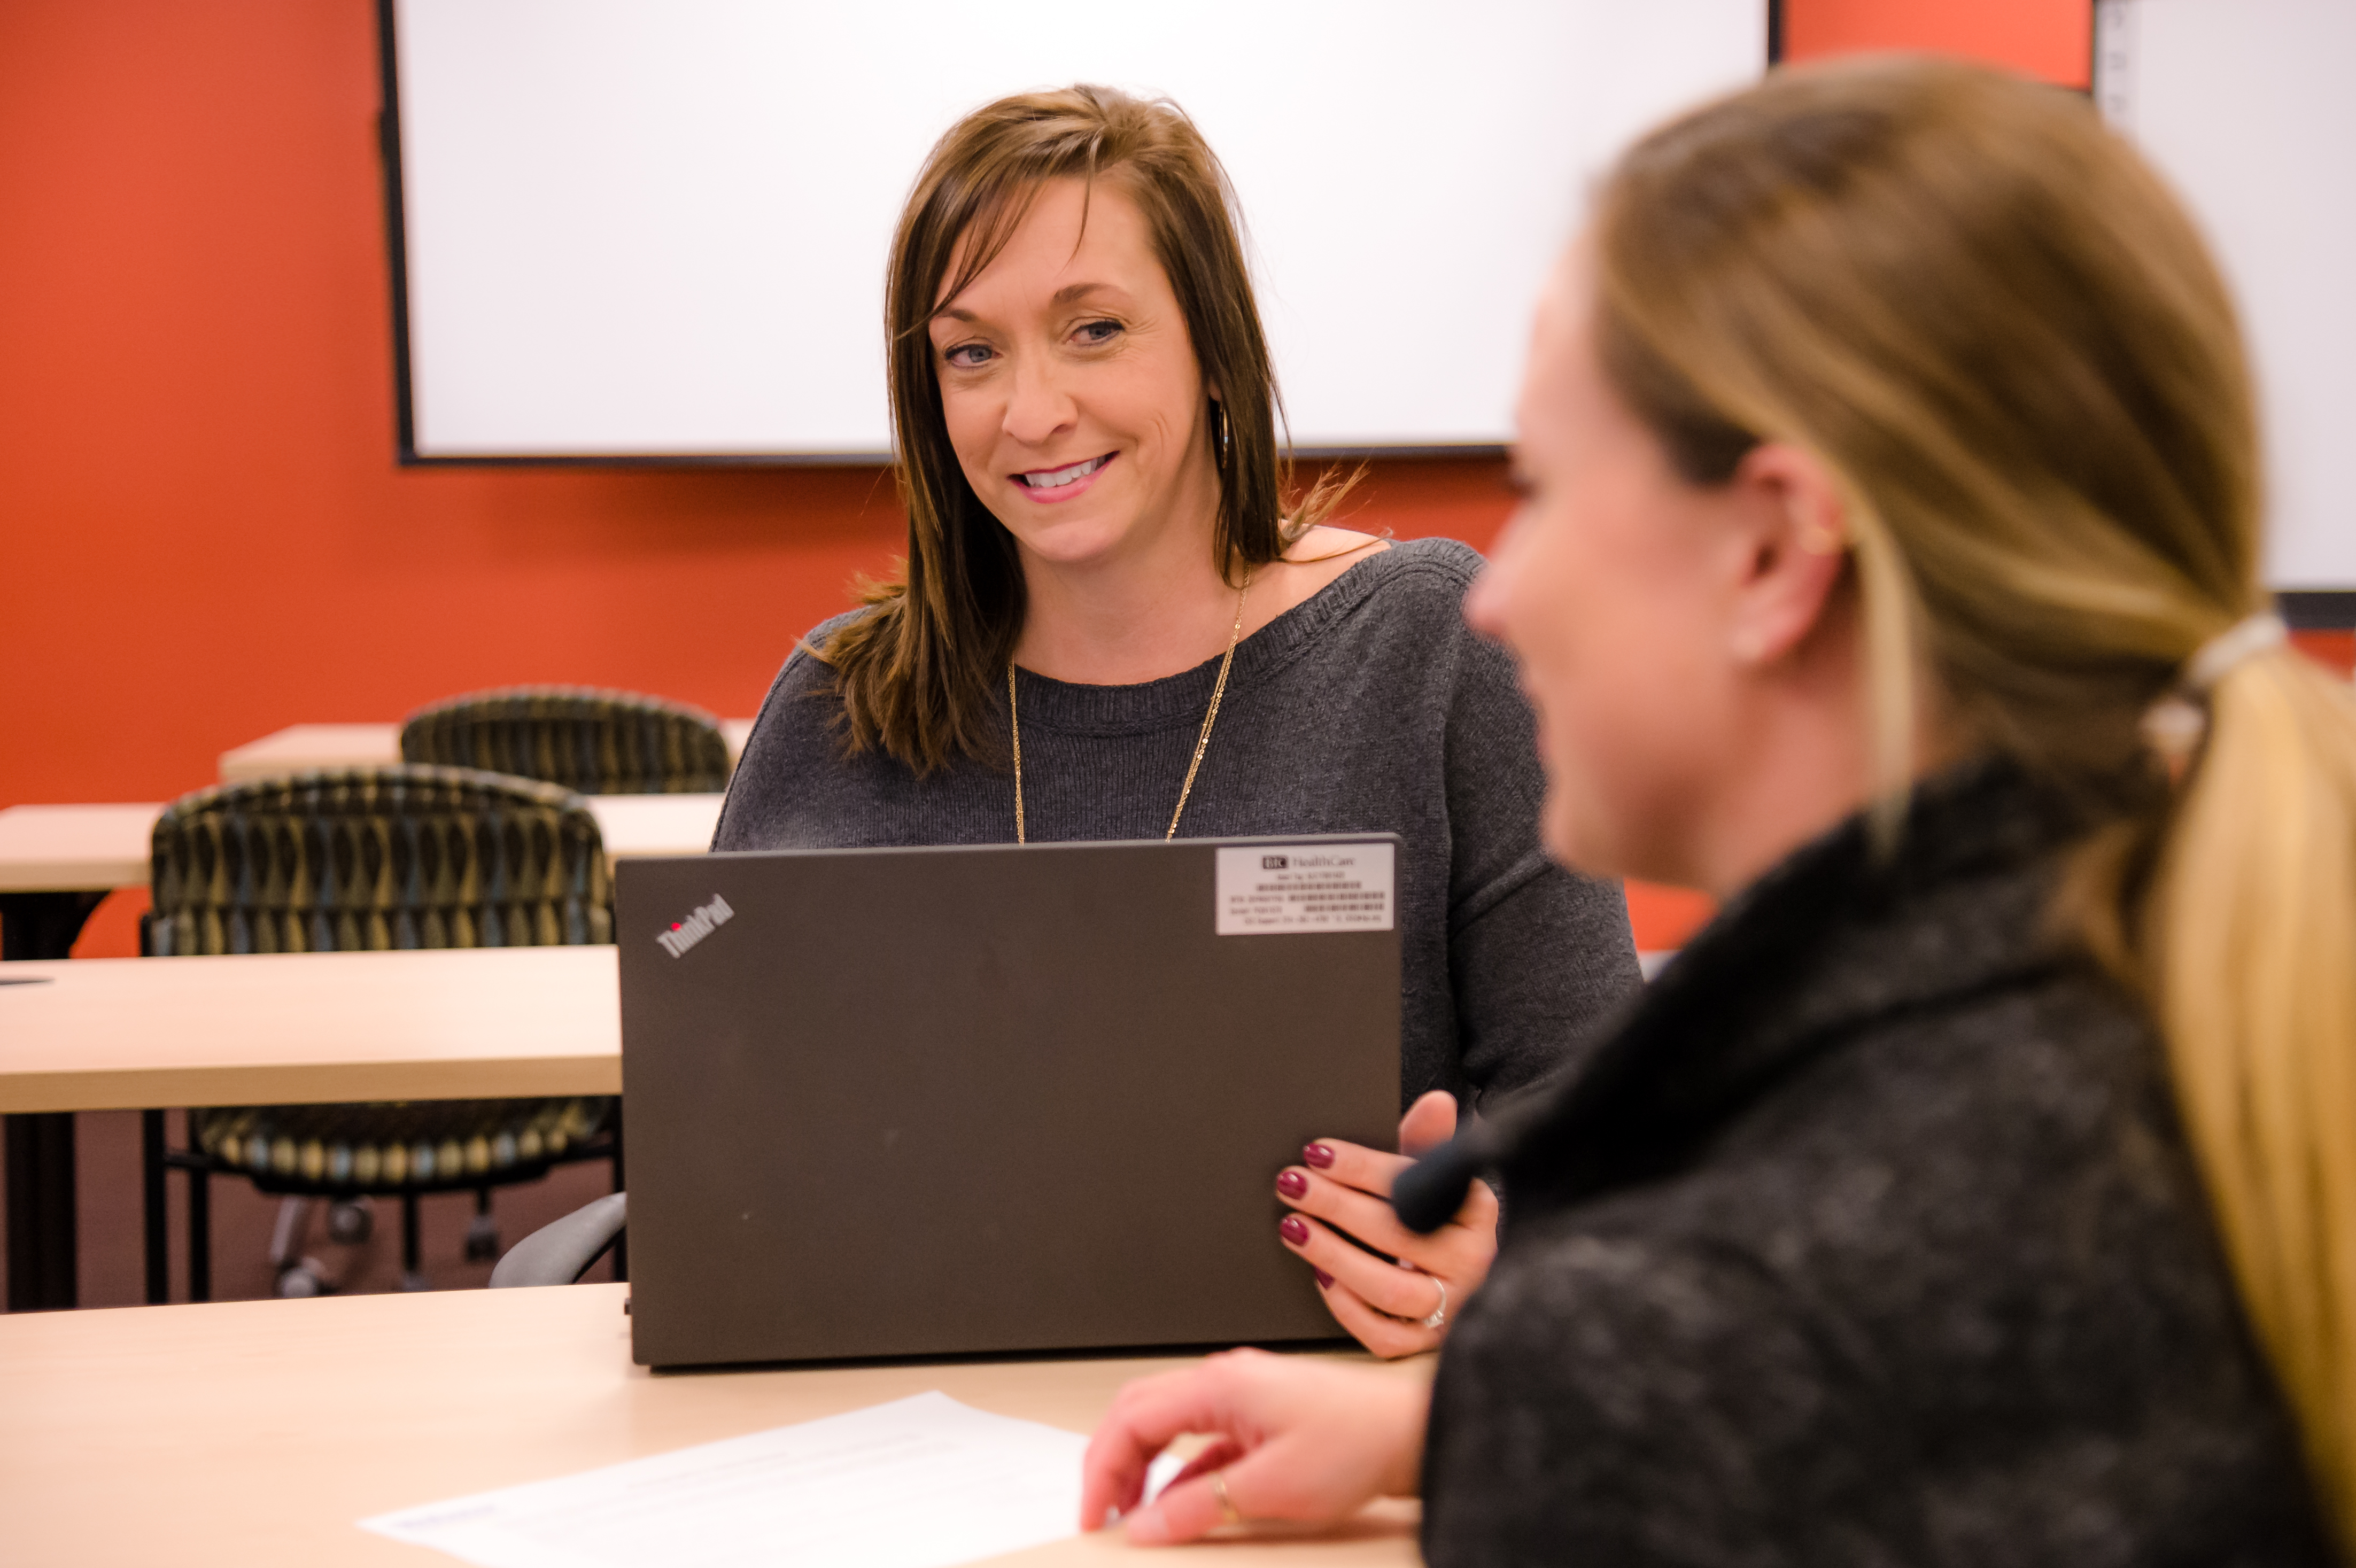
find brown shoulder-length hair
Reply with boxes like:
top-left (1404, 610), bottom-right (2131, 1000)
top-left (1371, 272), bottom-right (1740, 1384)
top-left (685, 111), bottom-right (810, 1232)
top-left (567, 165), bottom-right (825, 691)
top-left (821, 84), bottom-right (1346, 773)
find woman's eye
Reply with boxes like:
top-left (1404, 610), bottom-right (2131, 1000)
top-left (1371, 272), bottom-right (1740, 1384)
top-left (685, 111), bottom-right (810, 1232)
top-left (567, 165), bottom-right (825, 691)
top-left (1074, 319), bottom-right (1121, 346)
top-left (943, 343), bottom-right (993, 369)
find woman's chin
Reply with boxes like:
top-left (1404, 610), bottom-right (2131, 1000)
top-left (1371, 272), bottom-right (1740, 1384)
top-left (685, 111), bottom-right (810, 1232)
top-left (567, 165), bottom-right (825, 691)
top-left (1540, 803), bottom-right (1633, 887)
top-left (997, 506), bottom-right (1140, 569)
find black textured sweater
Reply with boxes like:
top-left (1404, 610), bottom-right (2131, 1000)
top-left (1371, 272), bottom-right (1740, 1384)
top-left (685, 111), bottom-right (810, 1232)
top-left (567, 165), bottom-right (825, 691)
top-left (1422, 760), bottom-right (2330, 1565)
top-left (712, 539), bottom-right (1640, 1109)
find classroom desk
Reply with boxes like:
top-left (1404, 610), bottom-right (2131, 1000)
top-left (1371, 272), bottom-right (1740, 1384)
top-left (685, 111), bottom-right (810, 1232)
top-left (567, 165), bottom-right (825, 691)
top-left (220, 719), bottom-right (759, 782)
top-left (0, 946), bottom-right (621, 1114)
top-left (0, 1284), bottom-right (1422, 1565)
top-left (0, 801), bottom-right (686, 1310)
top-left (0, 947), bottom-right (621, 1314)
top-left (0, 802), bottom-right (165, 962)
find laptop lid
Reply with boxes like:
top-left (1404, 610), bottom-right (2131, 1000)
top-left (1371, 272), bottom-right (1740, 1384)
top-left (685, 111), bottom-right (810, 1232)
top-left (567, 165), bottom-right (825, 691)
top-left (617, 835), bottom-right (1401, 1368)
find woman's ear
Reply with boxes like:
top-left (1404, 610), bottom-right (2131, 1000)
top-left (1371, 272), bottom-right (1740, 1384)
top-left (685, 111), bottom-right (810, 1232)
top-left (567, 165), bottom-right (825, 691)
top-left (1722, 442), bottom-right (1852, 667)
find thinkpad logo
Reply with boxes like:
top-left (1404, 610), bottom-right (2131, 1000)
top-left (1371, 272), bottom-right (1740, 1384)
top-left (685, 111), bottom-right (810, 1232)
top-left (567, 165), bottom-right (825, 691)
top-left (655, 894), bottom-right (734, 958)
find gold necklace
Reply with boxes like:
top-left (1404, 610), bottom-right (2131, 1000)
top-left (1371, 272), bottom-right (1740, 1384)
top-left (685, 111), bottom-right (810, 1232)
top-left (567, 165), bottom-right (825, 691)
top-left (1009, 570), bottom-right (1253, 844)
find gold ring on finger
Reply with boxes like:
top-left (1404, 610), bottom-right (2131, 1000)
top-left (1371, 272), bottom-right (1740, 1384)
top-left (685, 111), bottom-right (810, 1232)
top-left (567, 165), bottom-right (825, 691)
top-left (1212, 1470), bottom-right (1244, 1527)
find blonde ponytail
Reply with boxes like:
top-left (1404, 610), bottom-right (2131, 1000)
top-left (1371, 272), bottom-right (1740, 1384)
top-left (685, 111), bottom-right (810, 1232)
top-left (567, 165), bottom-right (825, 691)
top-left (1590, 56), bottom-right (2356, 1545)
top-left (2150, 650), bottom-right (2356, 1523)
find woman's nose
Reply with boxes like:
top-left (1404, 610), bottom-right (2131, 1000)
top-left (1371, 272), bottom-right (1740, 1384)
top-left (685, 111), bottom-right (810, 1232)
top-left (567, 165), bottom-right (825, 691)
top-left (1002, 356), bottom-right (1077, 446)
top-left (1463, 507), bottom-right (1533, 639)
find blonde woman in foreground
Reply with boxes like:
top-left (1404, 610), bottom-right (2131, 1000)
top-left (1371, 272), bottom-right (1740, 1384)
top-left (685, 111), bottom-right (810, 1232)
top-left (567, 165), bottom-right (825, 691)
top-left (1082, 57), bottom-right (2347, 1563)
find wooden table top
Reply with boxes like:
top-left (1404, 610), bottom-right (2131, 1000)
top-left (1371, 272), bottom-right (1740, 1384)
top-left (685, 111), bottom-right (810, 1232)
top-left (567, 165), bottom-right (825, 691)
top-left (0, 1284), bottom-right (1421, 1566)
top-left (0, 946), bottom-right (620, 1113)
top-left (219, 720), bottom-right (757, 783)
top-left (0, 802), bottom-right (167, 892)
top-left (216, 723), bottom-right (413, 782)
top-left (0, 795), bottom-right (724, 894)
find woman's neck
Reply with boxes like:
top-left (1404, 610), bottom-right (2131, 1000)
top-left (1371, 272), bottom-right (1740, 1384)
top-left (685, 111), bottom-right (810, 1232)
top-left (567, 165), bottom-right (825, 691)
top-left (1010, 522), bottom-right (1392, 687)
top-left (1681, 605), bottom-right (1960, 902)
top-left (1010, 519), bottom-right (1244, 686)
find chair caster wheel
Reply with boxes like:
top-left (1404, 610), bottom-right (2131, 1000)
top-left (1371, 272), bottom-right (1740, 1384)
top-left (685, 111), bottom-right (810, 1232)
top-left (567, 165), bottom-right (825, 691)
top-left (328, 1198), bottom-right (374, 1246)
top-left (464, 1214), bottom-right (500, 1263)
top-left (275, 1261), bottom-right (328, 1298)
top-left (399, 1270), bottom-right (433, 1293)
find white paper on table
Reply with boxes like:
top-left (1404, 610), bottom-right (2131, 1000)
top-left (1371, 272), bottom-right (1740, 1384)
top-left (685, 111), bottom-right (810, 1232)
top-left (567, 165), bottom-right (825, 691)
top-left (358, 1391), bottom-right (1172, 1568)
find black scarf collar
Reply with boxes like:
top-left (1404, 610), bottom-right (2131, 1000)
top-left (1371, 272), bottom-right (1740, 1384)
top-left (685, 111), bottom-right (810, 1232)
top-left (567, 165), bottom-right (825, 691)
top-left (1494, 756), bottom-right (2097, 1218)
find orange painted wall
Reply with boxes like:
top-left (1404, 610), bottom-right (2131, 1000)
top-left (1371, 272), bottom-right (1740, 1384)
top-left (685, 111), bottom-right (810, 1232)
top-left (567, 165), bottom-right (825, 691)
top-left (0, 0), bottom-right (2151, 965)
top-left (1785, 0), bottom-right (2094, 86)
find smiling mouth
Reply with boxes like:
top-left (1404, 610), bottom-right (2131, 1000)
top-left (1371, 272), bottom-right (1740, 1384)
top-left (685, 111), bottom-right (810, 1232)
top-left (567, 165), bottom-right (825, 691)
top-left (1014, 453), bottom-right (1114, 491)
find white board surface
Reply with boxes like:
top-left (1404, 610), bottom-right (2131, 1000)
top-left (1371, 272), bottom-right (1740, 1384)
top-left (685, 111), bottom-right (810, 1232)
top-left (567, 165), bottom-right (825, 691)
top-left (2098, 0), bottom-right (2356, 589)
top-left (389, 0), bottom-right (1764, 460)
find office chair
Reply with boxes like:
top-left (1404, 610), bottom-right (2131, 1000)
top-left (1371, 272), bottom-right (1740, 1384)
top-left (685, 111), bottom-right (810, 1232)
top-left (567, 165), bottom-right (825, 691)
top-left (399, 685), bottom-right (731, 795)
top-left (143, 765), bottom-right (620, 1299)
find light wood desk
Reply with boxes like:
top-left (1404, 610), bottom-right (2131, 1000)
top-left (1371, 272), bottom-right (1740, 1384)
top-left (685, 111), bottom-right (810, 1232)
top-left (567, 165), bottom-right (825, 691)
top-left (0, 1285), bottom-right (1420, 1565)
top-left (0, 794), bottom-right (701, 1312)
top-left (0, 802), bottom-right (168, 894)
top-left (0, 946), bottom-right (620, 1115)
top-left (0, 794), bottom-right (726, 900)
top-left (0, 946), bottom-right (623, 1312)
top-left (220, 720), bottom-right (758, 783)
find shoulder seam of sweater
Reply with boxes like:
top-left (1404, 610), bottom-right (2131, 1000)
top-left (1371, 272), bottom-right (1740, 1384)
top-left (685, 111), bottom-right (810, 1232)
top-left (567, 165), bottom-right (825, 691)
top-left (1449, 846), bottom-right (1558, 933)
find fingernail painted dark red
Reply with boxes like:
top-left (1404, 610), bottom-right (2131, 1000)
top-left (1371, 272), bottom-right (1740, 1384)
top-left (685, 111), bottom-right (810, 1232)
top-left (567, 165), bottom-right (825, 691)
top-left (1276, 1169), bottom-right (1308, 1199)
top-left (1314, 1268), bottom-right (1334, 1288)
top-left (1303, 1143), bottom-right (1335, 1169)
top-left (1280, 1215), bottom-right (1309, 1245)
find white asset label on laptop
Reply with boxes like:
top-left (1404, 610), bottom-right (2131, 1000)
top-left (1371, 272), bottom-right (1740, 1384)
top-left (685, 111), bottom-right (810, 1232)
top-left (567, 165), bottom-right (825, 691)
top-left (1215, 842), bottom-right (1396, 935)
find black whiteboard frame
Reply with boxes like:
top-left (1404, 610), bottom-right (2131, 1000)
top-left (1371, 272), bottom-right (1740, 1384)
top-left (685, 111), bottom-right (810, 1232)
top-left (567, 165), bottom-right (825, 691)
top-left (374, 0), bottom-right (1782, 470)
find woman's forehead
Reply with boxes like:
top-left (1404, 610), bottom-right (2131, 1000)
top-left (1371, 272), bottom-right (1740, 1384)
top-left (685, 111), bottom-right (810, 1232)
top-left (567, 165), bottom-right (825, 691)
top-left (933, 176), bottom-right (1157, 316)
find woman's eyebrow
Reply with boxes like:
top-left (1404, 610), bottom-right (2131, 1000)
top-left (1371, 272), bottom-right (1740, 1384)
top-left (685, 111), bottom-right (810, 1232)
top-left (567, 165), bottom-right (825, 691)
top-left (933, 281), bottom-right (1127, 326)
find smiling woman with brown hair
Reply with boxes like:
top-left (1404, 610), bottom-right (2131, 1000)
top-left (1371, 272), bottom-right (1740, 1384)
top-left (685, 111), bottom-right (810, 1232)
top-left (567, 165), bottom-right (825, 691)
top-left (712, 85), bottom-right (1641, 1358)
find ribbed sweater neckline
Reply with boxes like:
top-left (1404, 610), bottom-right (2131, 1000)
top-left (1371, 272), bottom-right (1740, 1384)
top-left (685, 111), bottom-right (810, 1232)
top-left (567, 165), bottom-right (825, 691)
top-left (1005, 540), bottom-right (1459, 736)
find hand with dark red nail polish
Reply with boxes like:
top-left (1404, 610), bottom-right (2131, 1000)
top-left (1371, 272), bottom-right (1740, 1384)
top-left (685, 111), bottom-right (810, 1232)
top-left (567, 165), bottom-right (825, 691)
top-left (1314, 1268), bottom-right (1335, 1288)
top-left (1285, 1093), bottom-right (1496, 1362)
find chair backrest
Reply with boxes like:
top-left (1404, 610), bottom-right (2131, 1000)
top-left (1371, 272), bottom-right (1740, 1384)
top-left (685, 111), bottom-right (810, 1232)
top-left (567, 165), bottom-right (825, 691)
top-left (399, 686), bottom-right (730, 795)
top-left (148, 766), bottom-right (611, 956)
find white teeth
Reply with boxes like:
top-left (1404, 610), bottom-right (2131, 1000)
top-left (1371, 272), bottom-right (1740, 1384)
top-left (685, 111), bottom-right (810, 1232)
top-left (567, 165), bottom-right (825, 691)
top-left (1020, 454), bottom-right (1109, 490)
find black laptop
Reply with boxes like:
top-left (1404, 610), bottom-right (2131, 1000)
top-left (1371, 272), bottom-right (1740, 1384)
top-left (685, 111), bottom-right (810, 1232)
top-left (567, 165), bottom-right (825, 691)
top-left (616, 834), bottom-right (1401, 1368)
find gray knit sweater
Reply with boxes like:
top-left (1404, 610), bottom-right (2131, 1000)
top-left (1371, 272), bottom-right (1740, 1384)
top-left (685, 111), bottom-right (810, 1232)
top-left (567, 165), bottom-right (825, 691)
top-left (712, 539), bottom-right (1640, 1109)
top-left (1422, 759), bottom-right (2330, 1565)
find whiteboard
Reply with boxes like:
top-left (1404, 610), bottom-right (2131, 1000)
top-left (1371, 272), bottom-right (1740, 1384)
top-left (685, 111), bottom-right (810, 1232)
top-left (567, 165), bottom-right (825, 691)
top-left (2097, 0), bottom-right (2356, 589)
top-left (387, 0), bottom-right (1765, 461)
